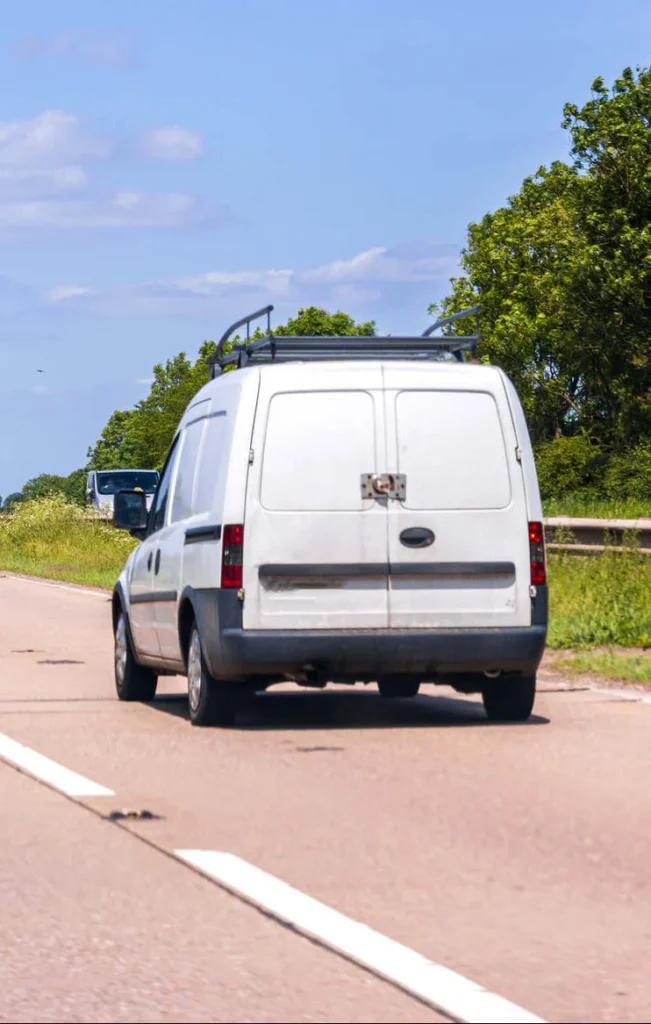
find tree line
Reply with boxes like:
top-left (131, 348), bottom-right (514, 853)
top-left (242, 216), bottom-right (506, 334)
top-left (431, 65), bottom-right (651, 501)
top-left (6, 66), bottom-right (651, 510)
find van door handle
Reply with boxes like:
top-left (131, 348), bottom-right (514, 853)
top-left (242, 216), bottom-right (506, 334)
top-left (154, 549), bottom-right (161, 575)
top-left (147, 552), bottom-right (153, 571)
top-left (399, 527), bottom-right (435, 548)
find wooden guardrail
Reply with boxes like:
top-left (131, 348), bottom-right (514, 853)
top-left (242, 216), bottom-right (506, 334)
top-left (544, 517), bottom-right (651, 555)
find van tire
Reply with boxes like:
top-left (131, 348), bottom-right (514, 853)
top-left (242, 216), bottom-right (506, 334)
top-left (187, 623), bottom-right (237, 727)
top-left (114, 611), bottom-right (158, 702)
top-left (378, 678), bottom-right (421, 699)
top-left (481, 675), bottom-right (536, 722)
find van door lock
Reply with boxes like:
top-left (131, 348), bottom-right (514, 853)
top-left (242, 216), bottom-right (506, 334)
top-left (361, 473), bottom-right (406, 501)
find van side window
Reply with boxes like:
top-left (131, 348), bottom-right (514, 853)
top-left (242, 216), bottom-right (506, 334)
top-left (171, 418), bottom-right (206, 523)
top-left (151, 437), bottom-right (180, 533)
top-left (193, 412), bottom-right (228, 514)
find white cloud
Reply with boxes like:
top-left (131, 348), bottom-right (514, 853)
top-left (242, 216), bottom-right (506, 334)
top-left (44, 241), bottom-right (461, 315)
top-left (0, 192), bottom-right (210, 231)
top-left (16, 32), bottom-right (135, 68)
top-left (0, 110), bottom-right (107, 167)
top-left (0, 110), bottom-right (217, 232)
top-left (141, 126), bottom-right (204, 161)
top-left (0, 110), bottom-right (107, 201)
top-left (45, 286), bottom-right (94, 303)
top-left (171, 242), bottom-right (458, 298)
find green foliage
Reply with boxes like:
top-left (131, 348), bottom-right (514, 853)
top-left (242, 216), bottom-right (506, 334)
top-left (547, 547), bottom-right (651, 649)
top-left (275, 307), bottom-right (375, 337)
top-left (88, 349), bottom-right (213, 471)
top-left (0, 493), bottom-right (136, 589)
top-left (87, 410), bottom-right (140, 470)
top-left (543, 494), bottom-right (651, 519)
top-left (553, 650), bottom-right (651, 685)
top-left (2, 492), bottom-right (24, 511)
top-left (87, 307), bottom-right (376, 471)
top-left (534, 437), bottom-right (651, 508)
top-left (0, 494), bottom-right (136, 589)
top-left (534, 435), bottom-right (604, 500)
top-left (433, 66), bottom-right (651, 455)
top-left (603, 440), bottom-right (651, 501)
top-left (21, 468), bottom-right (86, 507)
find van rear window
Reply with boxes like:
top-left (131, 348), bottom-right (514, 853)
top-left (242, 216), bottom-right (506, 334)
top-left (396, 390), bottom-right (511, 510)
top-left (261, 391), bottom-right (376, 512)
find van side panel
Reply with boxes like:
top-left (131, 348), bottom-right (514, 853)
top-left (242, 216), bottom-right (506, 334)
top-left (499, 371), bottom-right (544, 521)
top-left (183, 371), bottom-right (261, 594)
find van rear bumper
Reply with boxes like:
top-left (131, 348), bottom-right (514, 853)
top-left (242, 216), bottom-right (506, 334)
top-left (191, 588), bottom-right (548, 684)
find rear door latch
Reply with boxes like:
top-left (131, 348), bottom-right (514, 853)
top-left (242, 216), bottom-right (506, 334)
top-left (361, 473), bottom-right (406, 500)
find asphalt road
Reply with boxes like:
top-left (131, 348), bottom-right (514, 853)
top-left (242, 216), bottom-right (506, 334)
top-left (1, 572), bottom-right (651, 1024)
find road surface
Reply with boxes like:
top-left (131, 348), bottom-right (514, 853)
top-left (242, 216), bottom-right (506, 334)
top-left (1, 572), bottom-right (651, 1024)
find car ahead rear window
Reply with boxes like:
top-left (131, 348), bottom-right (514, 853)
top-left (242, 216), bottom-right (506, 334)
top-left (261, 391), bottom-right (376, 511)
top-left (96, 471), bottom-right (159, 495)
top-left (395, 389), bottom-right (511, 510)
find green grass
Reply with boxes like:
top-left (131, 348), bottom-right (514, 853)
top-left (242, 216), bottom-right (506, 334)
top-left (543, 495), bottom-right (651, 519)
top-left (552, 650), bottom-right (651, 685)
top-left (0, 495), bottom-right (136, 590)
top-left (547, 548), bottom-right (651, 649)
top-left (1, 496), bottom-right (650, 657)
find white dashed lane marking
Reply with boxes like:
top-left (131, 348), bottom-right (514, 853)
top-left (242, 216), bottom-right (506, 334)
top-left (0, 729), bottom-right (547, 1022)
top-left (177, 849), bottom-right (546, 1024)
top-left (0, 733), bottom-right (114, 798)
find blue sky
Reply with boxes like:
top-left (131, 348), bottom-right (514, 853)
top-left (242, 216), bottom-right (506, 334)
top-left (1, 0), bottom-right (651, 495)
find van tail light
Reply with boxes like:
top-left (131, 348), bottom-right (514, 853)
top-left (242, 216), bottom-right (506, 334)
top-left (529, 521), bottom-right (546, 586)
top-left (221, 524), bottom-right (244, 589)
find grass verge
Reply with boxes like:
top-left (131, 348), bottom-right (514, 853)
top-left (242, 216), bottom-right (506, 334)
top-left (550, 650), bottom-right (651, 686)
top-left (543, 495), bottom-right (651, 519)
top-left (0, 495), bottom-right (136, 590)
top-left (547, 548), bottom-right (651, 649)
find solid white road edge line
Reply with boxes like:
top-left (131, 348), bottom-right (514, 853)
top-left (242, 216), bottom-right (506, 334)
top-left (176, 849), bottom-right (546, 1024)
top-left (0, 572), bottom-right (108, 597)
top-left (588, 685), bottom-right (651, 705)
top-left (0, 733), bottom-right (114, 798)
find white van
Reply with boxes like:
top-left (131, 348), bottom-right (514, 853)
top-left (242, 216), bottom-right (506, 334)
top-left (87, 469), bottom-right (159, 519)
top-left (111, 306), bottom-right (547, 727)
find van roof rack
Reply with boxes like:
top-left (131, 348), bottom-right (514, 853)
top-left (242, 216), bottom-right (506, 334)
top-left (206, 304), bottom-right (481, 378)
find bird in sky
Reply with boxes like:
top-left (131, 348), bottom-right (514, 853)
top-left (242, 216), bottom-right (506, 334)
top-left (36, 369), bottom-right (45, 373)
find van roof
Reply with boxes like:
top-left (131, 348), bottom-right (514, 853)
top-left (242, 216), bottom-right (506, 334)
top-left (199, 358), bottom-right (505, 397)
top-left (206, 303), bottom-right (483, 379)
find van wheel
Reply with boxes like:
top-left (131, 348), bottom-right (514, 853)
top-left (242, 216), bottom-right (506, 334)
top-left (377, 678), bottom-right (421, 699)
top-left (481, 675), bottom-right (536, 722)
top-left (187, 623), bottom-right (237, 727)
top-left (114, 611), bottom-right (158, 702)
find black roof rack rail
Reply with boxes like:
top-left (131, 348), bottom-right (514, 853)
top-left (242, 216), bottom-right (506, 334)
top-left (206, 304), bottom-right (481, 378)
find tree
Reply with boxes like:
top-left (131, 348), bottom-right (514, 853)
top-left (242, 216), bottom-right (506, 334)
top-left (21, 469), bottom-right (87, 506)
top-left (275, 307), bottom-right (375, 337)
top-left (432, 66), bottom-right (651, 454)
top-left (561, 68), bottom-right (651, 447)
top-left (87, 307), bottom-right (376, 471)
top-left (2, 492), bottom-right (24, 511)
top-left (87, 410), bottom-right (139, 470)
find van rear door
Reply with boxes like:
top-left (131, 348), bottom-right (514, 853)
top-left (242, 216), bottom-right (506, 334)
top-left (384, 368), bottom-right (531, 629)
top-left (243, 367), bottom-right (388, 631)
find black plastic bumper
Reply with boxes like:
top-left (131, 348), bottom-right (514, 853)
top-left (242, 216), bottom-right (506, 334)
top-left (189, 586), bottom-right (548, 683)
